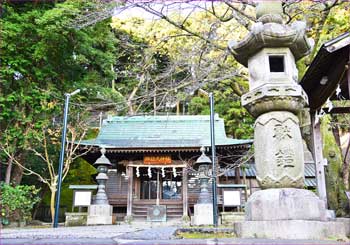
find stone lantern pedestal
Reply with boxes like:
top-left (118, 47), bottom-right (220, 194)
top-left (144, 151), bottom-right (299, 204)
top-left (192, 176), bottom-right (214, 226)
top-left (229, 1), bottom-right (347, 240)
top-left (87, 148), bottom-right (113, 225)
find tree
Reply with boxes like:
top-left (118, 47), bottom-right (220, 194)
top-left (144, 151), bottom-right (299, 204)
top-left (0, 0), bottom-right (124, 185)
top-left (1, 121), bottom-right (90, 222)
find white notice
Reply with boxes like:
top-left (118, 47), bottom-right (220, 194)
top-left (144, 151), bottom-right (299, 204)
top-left (74, 191), bottom-right (92, 206)
top-left (223, 190), bottom-right (241, 206)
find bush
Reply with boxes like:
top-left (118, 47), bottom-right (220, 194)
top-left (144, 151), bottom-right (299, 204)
top-left (0, 183), bottom-right (40, 225)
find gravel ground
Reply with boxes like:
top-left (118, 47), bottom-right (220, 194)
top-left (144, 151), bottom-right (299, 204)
top-left (1, 225), bottom-right (139, 239)
top-left (116, 227), bottom-right (178, 240)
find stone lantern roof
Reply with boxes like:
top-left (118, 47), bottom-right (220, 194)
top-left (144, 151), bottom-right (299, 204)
top-left (229, 1), bottom-right (313, 67)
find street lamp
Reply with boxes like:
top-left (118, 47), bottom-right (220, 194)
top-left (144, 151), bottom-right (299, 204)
top-left (53, 89), bottom-right (80, 228)
top-left (209, 92), bottom-right (218, 227)
top-left (194, 146), bottom-right (212, 204)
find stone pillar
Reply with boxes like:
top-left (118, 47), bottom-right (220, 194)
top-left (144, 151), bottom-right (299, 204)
top-left (230, 1), bottom-right (346, 240)
top-left (182, 168), bottom-right (188, 217)
top-left (310, 114), bottom-right (328, 205)
top-left (126, 166), bottom-right (133, 218)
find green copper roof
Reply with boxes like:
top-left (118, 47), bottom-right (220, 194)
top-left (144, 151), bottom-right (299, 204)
top-left (80, 115), bottom-right (252, 149)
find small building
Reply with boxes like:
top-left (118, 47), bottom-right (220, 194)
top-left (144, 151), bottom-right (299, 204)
top-left (79, 115), bottom-right (252, 220)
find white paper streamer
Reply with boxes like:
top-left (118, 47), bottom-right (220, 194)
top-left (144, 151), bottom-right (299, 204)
top-left (161, 167), bottom-right (165, 178)
top-left (326, 98), bottom-right (333, 112)
top-left (148, 167), bottom-right (152, 178)
top-left (336, 84), bottom-right (341, 97)
top-left (136, 166), bottom-right (140, 178)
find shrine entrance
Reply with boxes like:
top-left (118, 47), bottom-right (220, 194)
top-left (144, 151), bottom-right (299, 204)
top-left (139, 168), bottom-right (182, 200)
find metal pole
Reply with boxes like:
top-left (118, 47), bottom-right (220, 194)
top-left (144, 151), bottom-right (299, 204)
top-left (53, 94), bottom-right (70, 228)
top-left (209, 92), bottom-right (218, 227)
top-left (53, 89), bottom-right (80, 228)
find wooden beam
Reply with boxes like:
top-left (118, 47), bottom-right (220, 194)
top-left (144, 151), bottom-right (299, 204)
top-left (182, 167), bottom-right (188, 217)
top-left (324, 107), bottom-right (350, 114)
top-left (126, 166), bottom-right (133, 217)
top-left (310, 113), bottom-right (328, 206)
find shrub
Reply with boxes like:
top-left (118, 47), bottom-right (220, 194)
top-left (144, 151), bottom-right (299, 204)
top-left (0, 183), bottom-right (40, 224)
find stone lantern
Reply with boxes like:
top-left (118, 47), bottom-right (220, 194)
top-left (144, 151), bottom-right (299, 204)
top-left (87, 148), bottom-right (113, 225)
top-left (192, 146), bottom-right (214, 225)
top-left (194, 146), bottom-right (212, 204)
top-left (93, 148), bottom-right (112, 205)
top-left (229, 1), bottom-right (346, 240)
top-left (230, 1), bottom-right (311, 189)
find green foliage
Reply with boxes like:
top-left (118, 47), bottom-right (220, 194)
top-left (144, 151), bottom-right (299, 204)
top-left (188, 96), bottom-right (210, 115)
top-left (0, 0), bottom-right (132, 185)
top-left (0, 183), bottom-right (41, 223)
top-left (188, 89), bottom-right (254, 139)
top-left (176, 231), bottom-right (235, 239)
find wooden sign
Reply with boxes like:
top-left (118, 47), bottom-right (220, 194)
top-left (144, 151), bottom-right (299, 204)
top-left (144, 156), bottom-right (172, 165)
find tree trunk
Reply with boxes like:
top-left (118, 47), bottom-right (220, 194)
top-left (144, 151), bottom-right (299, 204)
top-left (343, 161), bottom-right (350, 191)
top-left (332, 124), bottom-right (341, 148)
top-left (10, 153), bottom-right (25, 185)
top-left (11, 164), bottom-right (24, 186)
top-left (5, 157), bottom-right (13, 184)
top-left (50, 188), bottom-right (56, 224)
top-left (341, 136), bottom-right (350, 191)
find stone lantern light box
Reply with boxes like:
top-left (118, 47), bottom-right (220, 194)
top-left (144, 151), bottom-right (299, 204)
top-left (248, 48), bottom-right (298, 90)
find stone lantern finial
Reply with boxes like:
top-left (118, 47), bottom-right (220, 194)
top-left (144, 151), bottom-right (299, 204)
top-left (256, 0), bottom-right (283, 24)
top-left (100, 147), bottom-right (106, 155)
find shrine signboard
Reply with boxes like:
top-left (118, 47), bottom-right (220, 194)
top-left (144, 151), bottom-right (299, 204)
top-left (144, 156), bottom-right (172, 165)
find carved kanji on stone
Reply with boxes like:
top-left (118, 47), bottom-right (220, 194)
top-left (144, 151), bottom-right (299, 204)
top-left (275, 148), bottom-right (295, 168)
top-left (273, 124), bottom-right (292, 141)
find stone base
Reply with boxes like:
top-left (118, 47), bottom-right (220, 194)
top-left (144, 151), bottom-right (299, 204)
top-left (234, 220), bottom-right (348, 240)
top-left (245, 188), bottom-right (327, 221)
top-left (87, 204), bottom-right (113, 225)
top-left (65, 212), bottom-right (87, 226)
top-left (336, 218), bottom-right (350, 237)
top-left (192, 204), bottom-right (213, 226)
top-left (220, 212), bottom-right (245, 226)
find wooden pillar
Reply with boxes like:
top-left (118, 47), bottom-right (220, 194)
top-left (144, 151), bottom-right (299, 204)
top-left (311, 113), bottom-right (328, 206)
top-left (126, 166), bottom-right (133, 216)
top-left (347, 50), bottom-right (350, 96)
top-left (235, 168), bottom-right (241, 184)
top-left (182, 167), bottom-right (188, 217)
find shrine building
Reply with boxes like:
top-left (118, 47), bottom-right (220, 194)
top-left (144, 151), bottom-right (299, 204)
top-left (79, 115), bottom-right (252, 221)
